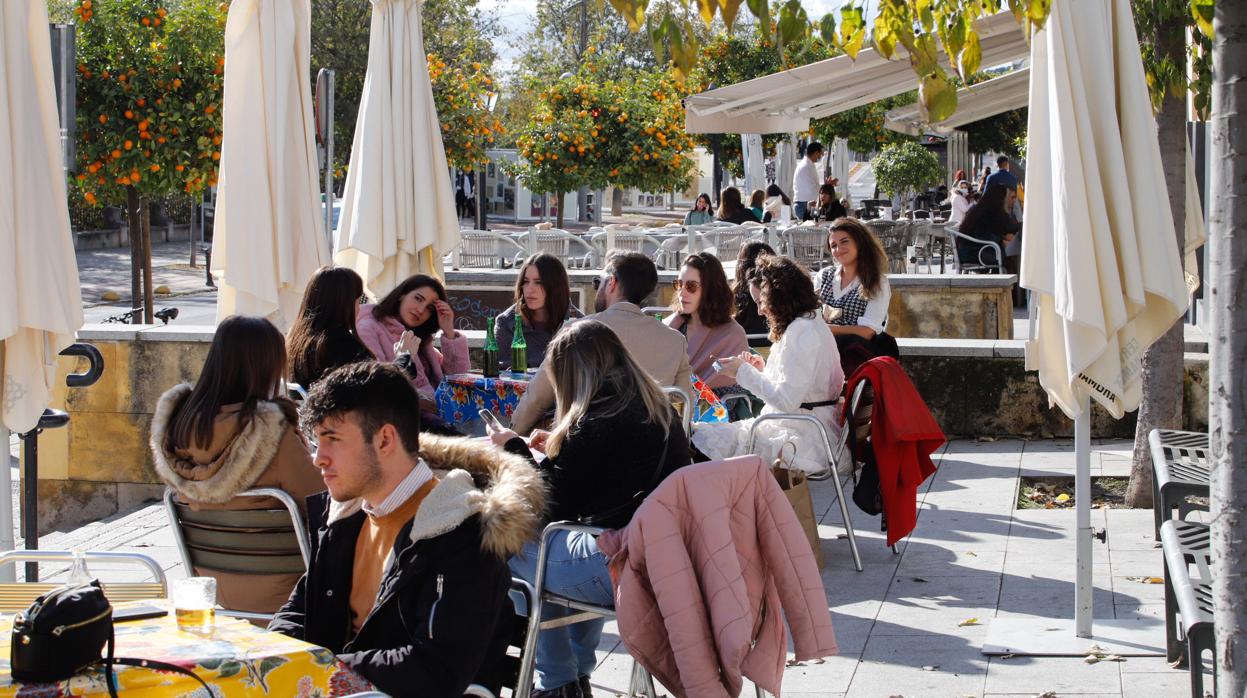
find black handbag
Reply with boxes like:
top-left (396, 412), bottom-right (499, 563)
top-left (11, 580), bottom-right (213, 697)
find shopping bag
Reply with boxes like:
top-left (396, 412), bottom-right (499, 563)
top-left (772, 466), bottom-right (824, 570)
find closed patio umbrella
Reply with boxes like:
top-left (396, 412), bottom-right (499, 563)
top-left (984, 0), bottom-right (1188, 654)
top-left (213, 0), bottom-right (328, 330)
top-left (0, 1), bottom-right (85, 564)
top-left (333, 0), bottom-right (458, 296)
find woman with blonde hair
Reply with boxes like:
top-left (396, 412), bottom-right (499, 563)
top-left (813, 217), bottom-right (899, 375)
top-left (490, 319), bottom-right (689, 697)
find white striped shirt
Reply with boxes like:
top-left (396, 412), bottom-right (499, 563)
top-left (362, 460), bottom-right (435, 518)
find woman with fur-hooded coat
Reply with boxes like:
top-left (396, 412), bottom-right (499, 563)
top-left (150, 317), bottom-right (326, 615)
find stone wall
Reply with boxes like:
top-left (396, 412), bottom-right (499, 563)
top-left (887, 275), bottom-right (1016, 340)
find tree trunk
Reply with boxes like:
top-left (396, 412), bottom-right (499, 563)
top-left (140, 196), bottom-right (154, 325)
top-left (1126, 21), bottom-right (1188, 508)
top-left (1210, 2), bottom-right (1247, 692)
top-left (555, 191), bottom-right (565, 228)
top-left (126, 186), bottom-right (141, 317)
top-left (611, 187), bottom-right (623, 217)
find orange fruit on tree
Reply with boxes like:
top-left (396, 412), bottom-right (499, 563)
top-left (124, 140), bottom-right (133, 150)
top-left (142, 17), bottom-right (151, 26)
top-left (124, 110), bottom-right (134, 119)
top-left (111, 149), bottom-right (121, 159)
top-left (98, 114), bottom-right (107, 124)
top-left (157, 8), bottom-right (167, 17)
top-left (138, 120), bottom-right (149, 131)
top-left (150, 164), bottom-right (160, 172)
top-left (136, 98), bottom-right (146, 107)
top-left (172, 79), bottom-right (181, 89)
top-left (84, 192), bottom-right (97, 204)
top-left (175, 164), bottom-right (184, 172)
top-left (212, 151), bottom-right (220, 160)
top-left (130, 171), bottom-right (141, 183)
top-left (153, 17), bottom-right (161, 26)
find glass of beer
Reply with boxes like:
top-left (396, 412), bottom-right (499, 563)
top-left (172, 577), bottom-right (216, 634)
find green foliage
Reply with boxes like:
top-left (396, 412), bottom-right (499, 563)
top-left (811, 93), bottom-right (917, 154)
top-left (870, 140), bottom-right (942, 207)
top-left (1132, 0), bottom-right (1212, 117)
top-left (961, 107), bottom-right (1027, 159)
top-left (427, 54), bottom-right (505, 169)
top-left (68, 0), bottom-right (226, 206)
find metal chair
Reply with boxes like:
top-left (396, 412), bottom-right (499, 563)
top-left (746, 407), bottom-right (864, 572)
top-left (662, 384), bottom-right (695, 436)
top-left (464, 578), bottom-right (538, 698)
top-left (1148, 429), bottom-right (1211, 540)
top-left (782, 225), bottom-right (830, 271)
top-left (704, 226), bottom-right (748, 261)
top-left (944, 225), bottom-right (1003, 274)
top-left (455, 230), bottom-right (528, 269)
top-left (519, 228), bottom-right (599, 269)
top-left (163, 487), bottom-right (311, 622)
top-left (0, 551), bottom-right (167, 611)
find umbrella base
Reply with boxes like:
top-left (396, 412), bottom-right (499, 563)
top-left (982, 617), bottom-right (1165, 656)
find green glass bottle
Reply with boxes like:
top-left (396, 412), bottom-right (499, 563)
top-left (482, 317), bottom-right (500, 378)
top-left (510, 320), bottom-right (528, 374)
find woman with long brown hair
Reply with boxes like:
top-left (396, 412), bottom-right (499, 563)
top-left (494, 253), bottom-right (583, 371)
top-left (813, 217), bottom-right (900, 375)
top-left (692, 255), bottom-right (844, 474)
top-left (150, 316), bottom-right (324, 614)
top-left (286, 266), bottom-right (374, 388)
top-left (666, 252), bottom-right (747, 391)
top-left (716, 186), bottom-right (761, 224)
top-left (733, 240), bottom-right (775, 347)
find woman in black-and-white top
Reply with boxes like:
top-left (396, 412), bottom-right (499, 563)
top-left (812, 218), bottom-right (900, 377)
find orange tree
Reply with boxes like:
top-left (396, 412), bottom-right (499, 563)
top-left (427, 52), bottom-right (506, 173)
top-left (511, 50), bottom-right (697, 226)
top-left (69, 0), bottom-right (225, 321)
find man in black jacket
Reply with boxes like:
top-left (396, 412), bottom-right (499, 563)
top-left (269, 362), bottom-right (546, 697)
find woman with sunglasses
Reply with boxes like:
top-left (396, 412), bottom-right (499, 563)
top-left (666, 253), bottom-right (749, 398)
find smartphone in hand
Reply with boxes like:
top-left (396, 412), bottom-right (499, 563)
top-left (479, 409), bottom-right (504, 433)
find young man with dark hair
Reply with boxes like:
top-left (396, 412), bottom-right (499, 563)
top-left (269, 361), bottom-right (546, 697)
top-left (793, 140), bottom-right (824, 221)
top-left (509, 251), bottom-right (693, 434)
top-left (986, 155), bottom-right (1018, 189)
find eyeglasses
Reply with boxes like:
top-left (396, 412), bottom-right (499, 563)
top-left (672, 279), bottom-right (701, 293)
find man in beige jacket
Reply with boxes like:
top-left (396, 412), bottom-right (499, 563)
top-left (509, 251), bottom-right (693, 435)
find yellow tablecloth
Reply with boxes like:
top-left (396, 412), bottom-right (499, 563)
top-left (0, 607), bottom-right (374, 696)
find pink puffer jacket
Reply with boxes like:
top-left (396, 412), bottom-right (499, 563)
top-left (597, 456), bottom-right (837, 697)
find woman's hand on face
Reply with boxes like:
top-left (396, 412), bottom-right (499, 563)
top-left (434, 300), bottom-right (457, 337)
top-left (394, 330), bottom-right (421, 356)
top-left (489, 428), bottom-right (520, 448)
top-left (527, 429), bottom-right (551, 454)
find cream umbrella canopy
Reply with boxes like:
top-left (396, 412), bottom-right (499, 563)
top-left (212, 0), bottom-right (328, 330)
top-left (333, 0), bottom-right (458, 296)
top-left (985, 0), bottom-right (1188, 652)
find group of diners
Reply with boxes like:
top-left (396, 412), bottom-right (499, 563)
top-left (148, 216), bottom-right (898, 698)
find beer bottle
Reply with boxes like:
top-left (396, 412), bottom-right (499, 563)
top-left (483, 317), bottom-right (500, 378)
top-left (510, 320), bottom-right (528, 373)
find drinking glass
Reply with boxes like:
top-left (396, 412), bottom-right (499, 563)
top-left (172, 577), bottom-right (216, 633)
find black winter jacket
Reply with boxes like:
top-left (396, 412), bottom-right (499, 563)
top-left (269, 435), bottom-right (547, 697)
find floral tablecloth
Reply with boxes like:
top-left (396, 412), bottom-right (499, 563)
top-left (0, 608), bottom-right (373, 697)
top-left (435, 372), bottom-right (729, 427)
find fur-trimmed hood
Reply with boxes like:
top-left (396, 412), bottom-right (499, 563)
top-left (150, 384), bottom-right (294, 504)
top-left (326, 434), bottom-right (547, 559)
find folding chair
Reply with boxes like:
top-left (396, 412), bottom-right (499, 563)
top-left (163, 487), bottom-right (311, 622)
top-left (0, 551), bottom-right (167, 611)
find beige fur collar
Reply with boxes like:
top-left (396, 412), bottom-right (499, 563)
top-left (326, 434), bottom-right (547, 558)
top-left (149, 384), bottom-right (290, 504)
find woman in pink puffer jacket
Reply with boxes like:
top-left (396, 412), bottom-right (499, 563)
top-left (356, 274), bottom-right (470, 409)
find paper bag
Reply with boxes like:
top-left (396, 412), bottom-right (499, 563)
top-left (773, 467), bottom-right (824, 569)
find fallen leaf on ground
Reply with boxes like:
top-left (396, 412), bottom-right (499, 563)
top-left (1055, 493), bottom-right (1070, 503)
top-left (921, 665), bottom-right (939, 671)
top-left (958, 618), bottom-right (981, 627)
top-left (1125, 576), bottom-right (1165, 584)
top-left (999, 653), bottom-right (1015, 660)
top-left (966, 551), bottom-right (978, 557)
top-left (1036, 693), bottom-right (1058, 698)
top-left (912, 577), bottom-right (929, 583)
top-left (978, 436), bottom-right (997, 442)
top-left (1085, 654), bottom-right (1100, 664)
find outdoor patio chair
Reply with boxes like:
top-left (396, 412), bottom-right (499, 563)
top-left (944, 225), bottom-right (1004, 274)
top-left (163, 487), bottom-right (311, 622)
top-left (518, 228), bottom-right (599, 269)
top-left (0, 550), bottom-right (167, 612)
top-left (782, 225), bottom-right (830, 271)
top-left (662, 384), bottom-right (695, 436)
top-left (594, 229), bottom-right (666, 265)
top-left (704, 226), bottom-right (748, 260)
top-left (456, 230), bottom-right (527, 269)
top-left (746, 411), bottom-right (864, 572)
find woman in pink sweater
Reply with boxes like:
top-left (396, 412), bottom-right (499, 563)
top-left (356, 274), bottom-right (470, 421)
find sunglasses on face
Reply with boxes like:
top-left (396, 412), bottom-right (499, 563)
top-left (672, 279), bottom-right (701, 293)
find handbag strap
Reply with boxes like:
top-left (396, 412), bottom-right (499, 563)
top-left (105, 624), bottom-right (213, 698)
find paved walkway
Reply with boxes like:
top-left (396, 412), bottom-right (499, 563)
top-left (8, 437), bottom-right (1207, 697)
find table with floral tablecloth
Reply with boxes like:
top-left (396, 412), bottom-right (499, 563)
top-left (0, 608), bottom-right (373, 697)
top-left (435, 372), bottom-right (729, 427)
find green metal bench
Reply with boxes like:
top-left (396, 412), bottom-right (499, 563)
top-left (1148, 429), bottom-right (1210, 540)
top-left (1159, 519), bottom-right (1215, 697)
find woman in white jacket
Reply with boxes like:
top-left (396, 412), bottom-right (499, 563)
top-left (691, 255), bottom-right (844, 474)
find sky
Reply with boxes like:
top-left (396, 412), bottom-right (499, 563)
top-left (479, 0), bottom-right (868, 74)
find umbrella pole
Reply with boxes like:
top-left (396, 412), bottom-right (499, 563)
top-left (1075, 393), bottom-right (1093, 637)
top-left (0, 426), bottom-right (13, 583)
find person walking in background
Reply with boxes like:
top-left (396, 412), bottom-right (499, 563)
top-left (286, 266), bottom-right (375, 389)
top-left (494, 253), bottom-right (583, 371)
top-left (151, 316), bottom-right (324, 615)
top-left (793, 141), bottom-right (824, 221)
top-left (985, 155), bottom-right (1018, 190)
top-left (683, 193), bottom-right (714, 226)
top-left (716, 187), bottom-right (761, 224)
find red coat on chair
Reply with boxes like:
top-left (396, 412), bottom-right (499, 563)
top-left (844, 357), bottom-right (945, 546)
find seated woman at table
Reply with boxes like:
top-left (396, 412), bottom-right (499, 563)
top-left (748, 188), bottom-right (767, 222)
top-left (494, 253), bottom-right (583, 371)
top-left (150, 315), bottom-right (324, 615)
top-left (692, 255), bottom-right (844, 475)
top-left (683, 193), bottom-right (714, 226)
top-left (813, 218), bottom-right (899, 377)
top-left (666, 253), bottom-right (749, 414)
top-left (810, 182), bottom-right (847, 222)
top-left (488, 319), bottom-right (690, 697)
top-left (717, 186), bottom-right (761, 224)
top-left (958, 182), bottom-right (1020, 267)
top-left (357, 274), bottom-right (469, 428)
top-left (286, 266), bottom-right (374, 389)
top-left (761, 184), bottom-right (791, 223)
top-left (734, 241), bottom-right (775, 348)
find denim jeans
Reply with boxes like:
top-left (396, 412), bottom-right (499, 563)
top-left (509, 530), bottom-right (613, 691)
top-left (794, 200), bottom-right (810, 221)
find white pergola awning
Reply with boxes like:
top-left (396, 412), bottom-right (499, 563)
top-left (884, 67), bottom-right (1029, 136)
top-left (683, 11), bottom-right (1027, 135)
